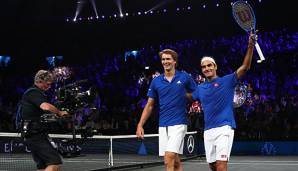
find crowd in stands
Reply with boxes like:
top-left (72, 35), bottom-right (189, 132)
top-left (0, 28), bottom-right (297, 141)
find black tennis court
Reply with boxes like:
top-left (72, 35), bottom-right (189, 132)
top-left (1, 153), bottom-right (163, 171)
top-left (134, 156), bottom-right (298, 171)
top-left (1, 154), bottom-right (298, 171)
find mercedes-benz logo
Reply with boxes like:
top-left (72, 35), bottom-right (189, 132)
top-left (187, 135), bottom-right (195, 153)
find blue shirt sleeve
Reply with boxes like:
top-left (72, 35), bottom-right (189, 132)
top-left (192, 86), bottom-right (200, 101)
top-left (223, 72), bottom-right (238, 88)
top-left (186, 74), bottom-right (197, 93)
top-left (147, 78), bottom-right (157, 99)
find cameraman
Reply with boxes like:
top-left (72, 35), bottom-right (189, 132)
top-left (21, 70), bottom-right (68, 171)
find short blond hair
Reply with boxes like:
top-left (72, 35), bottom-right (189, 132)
top-left (34, 70), bottom-right (54, 83)
top-left (158, 49), bottom-right (178, 66)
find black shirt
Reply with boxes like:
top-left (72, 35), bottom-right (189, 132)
top-left (21, 85), bottom-right (48, 122)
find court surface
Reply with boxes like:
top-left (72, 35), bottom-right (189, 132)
top-left (1, 154), bottom-right (298, 171)
top-left (133, 156), bottom-right (298, 171)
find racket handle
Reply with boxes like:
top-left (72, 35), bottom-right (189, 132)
top-left (255, 42), bottom-right (265, 61)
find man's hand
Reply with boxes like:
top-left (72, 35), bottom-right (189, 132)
top-left (59, 111), bottom-right (69, 117)
top-left (136, 124), bottom-right (145, 139)
top-left (248, 29), bottom-right (258, 47)
top-left (236, 29), bottom-right (258, 79)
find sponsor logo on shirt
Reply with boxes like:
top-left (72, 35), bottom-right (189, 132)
top-left (213, 83), bottom-right (219, 87)
top-left (177, 80), bottom-right (182, 84)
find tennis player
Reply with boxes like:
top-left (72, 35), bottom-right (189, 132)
top-left (191, 31), bottom-right (257, 171)
top-left (136, 49), bottom-right (197, 171)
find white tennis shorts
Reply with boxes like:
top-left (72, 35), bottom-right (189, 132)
top-left (159, 124), bottom-right (187, 156)
top-left (204, 125), bottom-right (234, 163)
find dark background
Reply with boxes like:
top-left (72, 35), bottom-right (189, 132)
top-left (0, 0), bottom-right (296, 69)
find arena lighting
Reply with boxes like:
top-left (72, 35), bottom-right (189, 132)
top-left (46, 56), bottom-right (63, 67)
top-left (66, 5), bottom-right (192, 22)
top-left (115, 0), bottom-right (124, 18)
top-left (124, 50), bottom-right (139, 62)
top-left (0, 56), bottom-right (11, 67)
top-left (131, 51), bottom-right (138, 56)
top-left (73, 0), bottom-right (98, 22)
top-left (90, 0), bottom-right (99, 19)
top-left (73, 0), bottom-right (85, 22)
top-left (66, 1), bottom-right (263, 23)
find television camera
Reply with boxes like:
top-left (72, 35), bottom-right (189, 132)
top-left (54, 79), bottom-right (95, 111)
top-left (40, 79), bottom-right (97, 157)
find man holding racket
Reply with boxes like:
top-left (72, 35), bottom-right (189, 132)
top-left (191, 30), bottom-right (257, 171)
top-left (136, 49), bottom-right (196, 171)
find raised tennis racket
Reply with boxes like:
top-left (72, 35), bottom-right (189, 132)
top-left (232, 0), bottom-right (265, 63)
